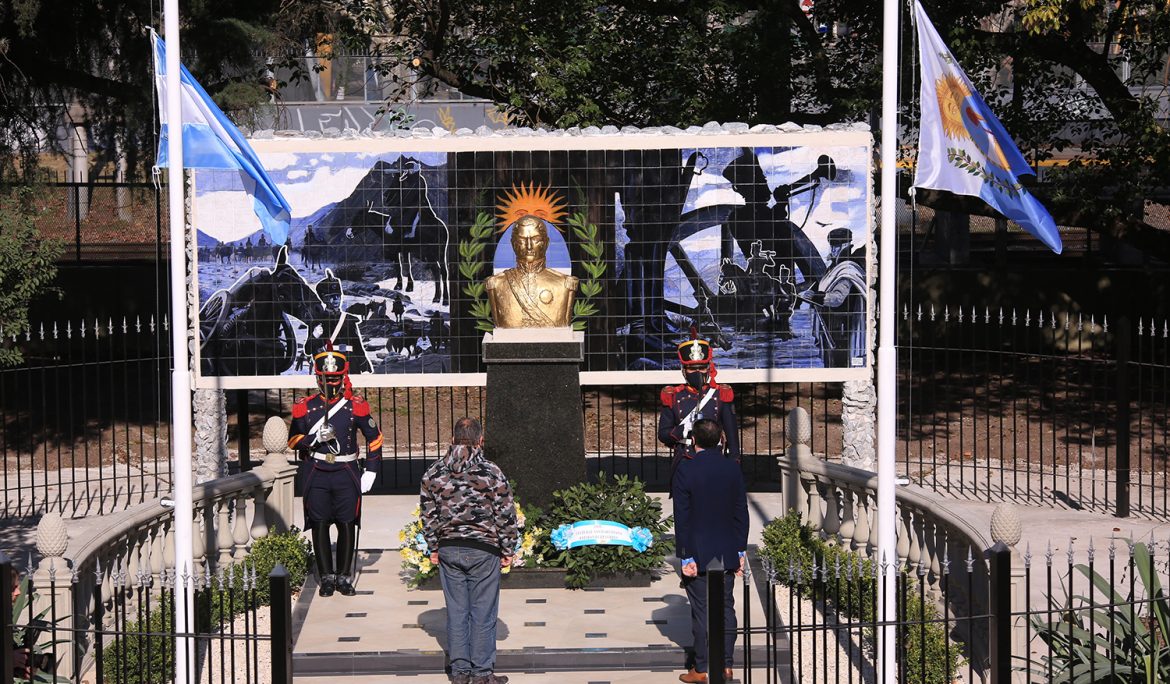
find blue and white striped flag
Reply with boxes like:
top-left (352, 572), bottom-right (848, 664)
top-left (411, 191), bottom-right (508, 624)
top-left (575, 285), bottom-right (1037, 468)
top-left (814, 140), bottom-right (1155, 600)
top-left (151, 30), bottom-right (291, 244)
top-left (912, 0), bottom-right (1062, 254)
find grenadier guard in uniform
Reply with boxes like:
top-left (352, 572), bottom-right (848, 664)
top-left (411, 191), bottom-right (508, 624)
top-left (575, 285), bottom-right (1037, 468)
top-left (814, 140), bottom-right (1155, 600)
top-left (288, 347), bottom-right (382, 597)
top-left (658, 333), bottom-right (740, 488)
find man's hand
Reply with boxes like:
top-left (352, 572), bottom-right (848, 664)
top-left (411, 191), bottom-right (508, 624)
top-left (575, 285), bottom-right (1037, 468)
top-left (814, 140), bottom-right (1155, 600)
top-left (430, 552), bottom-right (439, 566)
top-left (736, 555), bottom-right (746, 577)
top-left (682, 561), bottom-right (698, 578)
top-left (501, 555), bottom-right (514, 569)
top-left (360, 471), bottom-right (377, 494)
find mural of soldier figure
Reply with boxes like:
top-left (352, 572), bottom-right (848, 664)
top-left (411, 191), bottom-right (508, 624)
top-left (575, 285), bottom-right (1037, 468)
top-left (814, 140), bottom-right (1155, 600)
top-left (305, 269), bottom-right (373, 374)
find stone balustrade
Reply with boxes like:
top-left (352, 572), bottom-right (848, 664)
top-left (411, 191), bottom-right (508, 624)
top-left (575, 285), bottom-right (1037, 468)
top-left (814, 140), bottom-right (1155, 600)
top-left (777, 406), bottom-right (996, 675)
top-left (31, 417), bottom-right (299, 678)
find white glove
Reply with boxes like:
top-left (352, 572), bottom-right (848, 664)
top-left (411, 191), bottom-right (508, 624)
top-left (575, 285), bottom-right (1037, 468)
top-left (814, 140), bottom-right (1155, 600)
top-left (681, 415), bottom-right (696, 437)
top-left (360, 471), bottom-right (377, 494)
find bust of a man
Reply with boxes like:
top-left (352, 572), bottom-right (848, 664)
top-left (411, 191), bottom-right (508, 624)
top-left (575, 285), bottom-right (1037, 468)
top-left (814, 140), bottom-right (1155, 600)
top-left (485, 215), bottom-right (579, 328)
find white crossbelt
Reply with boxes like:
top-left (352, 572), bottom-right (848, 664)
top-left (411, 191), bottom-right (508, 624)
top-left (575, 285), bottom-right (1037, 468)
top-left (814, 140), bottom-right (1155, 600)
top-left (308, 398), bottom-right (350, 445)
top-left (681, 387), bottom-right (718, 438)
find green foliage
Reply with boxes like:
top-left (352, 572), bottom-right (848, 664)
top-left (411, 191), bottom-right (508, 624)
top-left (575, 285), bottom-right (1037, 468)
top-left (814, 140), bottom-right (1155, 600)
top-left (0, 0), bottom-right (345, 180)
top-left (10, 576), bottom-right (66, 683)
top-left (0, 188), bottom-right (62, 366)
top-left (224, 528), bottom-right (313, 606)
top-left (760, 511), bottom-right (961, 684)
top-left (566, 207), bottom-right (605, 332)
top-left (537, 473), bottom-right (672, 589)
top-left (459, 211), bottom-right (496, 333)
top-left (102, 594), bottom-right (175, 684)
top-left (1030, 541), bottom-right (1170, 682)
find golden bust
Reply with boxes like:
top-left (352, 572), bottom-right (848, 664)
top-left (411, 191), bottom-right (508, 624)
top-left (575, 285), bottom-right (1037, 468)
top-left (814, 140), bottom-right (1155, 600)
top-left (485, 216), bottom-right (578, 328)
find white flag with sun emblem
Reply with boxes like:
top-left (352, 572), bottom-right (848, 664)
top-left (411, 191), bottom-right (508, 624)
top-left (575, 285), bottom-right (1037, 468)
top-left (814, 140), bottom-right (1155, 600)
top-left (912, 0), bottom-right (1062, 254)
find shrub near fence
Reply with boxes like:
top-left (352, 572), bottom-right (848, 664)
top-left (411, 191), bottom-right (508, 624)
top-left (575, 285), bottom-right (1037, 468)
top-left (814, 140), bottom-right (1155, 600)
top-left (1, 551), bottom-right (299, 684)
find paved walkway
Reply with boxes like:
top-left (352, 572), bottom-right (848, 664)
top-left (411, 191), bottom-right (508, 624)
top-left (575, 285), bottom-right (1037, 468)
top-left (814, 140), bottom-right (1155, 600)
top-left (290, 493), bottom-right (784, 682)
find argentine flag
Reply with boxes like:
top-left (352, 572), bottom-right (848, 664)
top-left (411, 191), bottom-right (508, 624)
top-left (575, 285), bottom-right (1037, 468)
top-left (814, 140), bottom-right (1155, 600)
top-left (151, 30), bottom-right (291, 244)
top-left (912, 1), bottom-right (1062, 254)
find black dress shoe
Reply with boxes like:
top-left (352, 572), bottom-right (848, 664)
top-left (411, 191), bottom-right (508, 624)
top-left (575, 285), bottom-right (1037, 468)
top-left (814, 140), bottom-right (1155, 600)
top-left (336, 576), bottom-right (356, 596)
top-left (318, 575), bottom-right (336, 597)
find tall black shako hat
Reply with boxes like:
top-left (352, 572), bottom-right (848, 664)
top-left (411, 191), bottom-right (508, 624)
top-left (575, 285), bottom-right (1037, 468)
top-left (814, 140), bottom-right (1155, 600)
top-left (312, 342), bottom-right (349, 400)
top-left (677, 328), bottom-right (713, 370)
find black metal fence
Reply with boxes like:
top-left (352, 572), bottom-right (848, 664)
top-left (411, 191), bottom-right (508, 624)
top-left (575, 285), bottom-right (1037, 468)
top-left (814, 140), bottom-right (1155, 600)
top-left (1, 553), bottom-right (292, 684)
top-left (900, 305), bottom-right (1170, 518)
top-left (707, 538), bottom-right (1169, 683)
top-left (4, 302), bottom-right (1170, 517)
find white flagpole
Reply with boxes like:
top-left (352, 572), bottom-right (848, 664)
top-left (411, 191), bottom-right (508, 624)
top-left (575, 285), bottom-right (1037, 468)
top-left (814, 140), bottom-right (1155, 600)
top-left (878, 0), bottom-right (901, 681)
top-left (162, 0), bottom-right (195, 681)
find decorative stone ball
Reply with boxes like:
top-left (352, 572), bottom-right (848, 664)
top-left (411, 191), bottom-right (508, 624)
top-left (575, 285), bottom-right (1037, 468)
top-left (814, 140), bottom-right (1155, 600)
top-left (990, 503), bottom-right (1022, 547)
top-left (262, 416), bottom-right (290, 454)
top-left (36, 512), bottom-right (69, 558)
top-left (787, 407), bottom-right (812, 447)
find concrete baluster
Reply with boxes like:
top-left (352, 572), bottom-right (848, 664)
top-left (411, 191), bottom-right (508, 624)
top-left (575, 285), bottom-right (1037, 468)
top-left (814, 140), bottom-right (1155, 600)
top-left (251, 485), bottom-right (270, 542)
top-left (233, 493), bottom-right (252, 560)
top-left (866, 492), bottom-right (880, 557)
top-left (807, 478), bottom-right (824, 533)
top-left (216, 498), bottom-right (234, 566)
top-left (896, 505), bottom-right (911, 567)
top-left (904, 508), bottom-right (920, 570)
top-left (839, 488), bottom-right (857, 547)
top-left (853, 490), bottom-right (871, 555)
top-left (822, 482), bottom-right (842, 540)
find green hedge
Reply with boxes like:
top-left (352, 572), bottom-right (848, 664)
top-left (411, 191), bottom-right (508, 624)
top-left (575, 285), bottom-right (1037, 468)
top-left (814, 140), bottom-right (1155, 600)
top-left (761, 511), bottom-right (961, 684)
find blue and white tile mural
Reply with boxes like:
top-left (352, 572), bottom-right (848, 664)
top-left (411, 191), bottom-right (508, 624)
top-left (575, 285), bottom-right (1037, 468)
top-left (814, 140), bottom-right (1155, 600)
top-left (191, 131), bottom-right (873, 387)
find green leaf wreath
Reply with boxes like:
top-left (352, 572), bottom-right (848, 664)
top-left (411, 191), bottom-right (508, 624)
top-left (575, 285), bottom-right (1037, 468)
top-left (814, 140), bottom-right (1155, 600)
top-left (567, 209), bottom-right (606, 332)
top-left (458, 211), bottom-right (496, 332)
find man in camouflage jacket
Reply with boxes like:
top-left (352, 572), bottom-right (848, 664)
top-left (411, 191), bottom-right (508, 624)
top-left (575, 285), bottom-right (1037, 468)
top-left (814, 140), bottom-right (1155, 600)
top-left (420, 417), bottom-right (518, 684)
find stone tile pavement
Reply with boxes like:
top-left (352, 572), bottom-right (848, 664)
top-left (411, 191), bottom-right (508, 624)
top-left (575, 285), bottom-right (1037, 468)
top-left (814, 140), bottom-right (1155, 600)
top-left (290, 493), bottom-right (783, 680)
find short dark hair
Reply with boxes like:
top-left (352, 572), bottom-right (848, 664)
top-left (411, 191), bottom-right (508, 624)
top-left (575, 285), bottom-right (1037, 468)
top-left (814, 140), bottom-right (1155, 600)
top-left (452, 417), bottom-right (483, 445)
top-left (693, 419), bottom-right (722, 448)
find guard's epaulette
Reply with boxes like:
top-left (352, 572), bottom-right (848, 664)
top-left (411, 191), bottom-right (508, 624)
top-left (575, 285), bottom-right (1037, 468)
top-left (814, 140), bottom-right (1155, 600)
top-left (660, 384), bottom-right (684, 407)
top-left (352, 395), bottom-right (370, 417)
top-left (717, 384), bottom-right (735, 403)
top-left (291, 397), bottom-right (309, 418)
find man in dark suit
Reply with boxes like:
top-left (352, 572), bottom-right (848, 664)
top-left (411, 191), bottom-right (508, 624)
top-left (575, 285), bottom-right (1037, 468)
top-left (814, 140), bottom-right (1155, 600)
top-left (673, 419), bottom-right (749, 683)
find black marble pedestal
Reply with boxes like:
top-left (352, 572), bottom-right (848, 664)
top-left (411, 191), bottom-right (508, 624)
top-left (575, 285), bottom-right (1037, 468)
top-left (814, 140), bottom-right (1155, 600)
top-left (483, 331), bottom-right (586, 510)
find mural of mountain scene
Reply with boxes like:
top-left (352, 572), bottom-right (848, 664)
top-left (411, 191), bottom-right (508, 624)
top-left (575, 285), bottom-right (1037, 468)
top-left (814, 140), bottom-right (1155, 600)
top-left (194, 152), bottom-right (452, 377)
top-left (192, 138), bottom-right (872, 382)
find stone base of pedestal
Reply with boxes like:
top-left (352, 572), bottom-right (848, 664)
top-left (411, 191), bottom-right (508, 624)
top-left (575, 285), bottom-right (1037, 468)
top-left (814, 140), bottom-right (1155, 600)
top-left (483, 330), bottom-right (585, 510)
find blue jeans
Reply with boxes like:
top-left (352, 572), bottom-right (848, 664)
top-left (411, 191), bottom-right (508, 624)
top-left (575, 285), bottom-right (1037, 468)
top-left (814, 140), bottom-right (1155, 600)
top-left (438, 546), bottom-right (502, 677)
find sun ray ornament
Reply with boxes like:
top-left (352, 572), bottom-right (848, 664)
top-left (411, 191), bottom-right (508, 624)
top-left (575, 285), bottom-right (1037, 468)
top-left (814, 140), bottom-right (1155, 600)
top-left (912, 0), bottom-right (1062, 254)
top-left (495, 182), bottom-right (568, 233)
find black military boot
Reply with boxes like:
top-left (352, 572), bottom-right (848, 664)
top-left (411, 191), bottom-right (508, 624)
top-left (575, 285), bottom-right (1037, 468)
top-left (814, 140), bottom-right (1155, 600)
top-left (335, 575), bottom-right (356, 596)
top-left (312, 522), bottom-right (336, 597)
top-left (334, 519), bottom-right (355, 584)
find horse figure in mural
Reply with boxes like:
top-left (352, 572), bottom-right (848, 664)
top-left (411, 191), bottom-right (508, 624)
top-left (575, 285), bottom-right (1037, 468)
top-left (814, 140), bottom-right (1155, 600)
top-left (378, 158), bottom-right (451, 306)
top-left (199, 246), bottom-right (329, 376)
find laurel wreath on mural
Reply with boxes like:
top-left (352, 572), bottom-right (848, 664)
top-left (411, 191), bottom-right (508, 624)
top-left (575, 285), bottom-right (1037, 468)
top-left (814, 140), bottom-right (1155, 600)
top-left (567, 210), bottom-right (606, 332)
top-left (459, 211), bottom-right (496, 333)
top-left (946, 148), bottom-right (1022, 198)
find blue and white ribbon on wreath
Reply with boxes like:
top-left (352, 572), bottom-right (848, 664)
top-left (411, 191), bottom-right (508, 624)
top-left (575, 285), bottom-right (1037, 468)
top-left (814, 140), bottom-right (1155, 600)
top-left (551, 520), bottom-right (654, 552)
